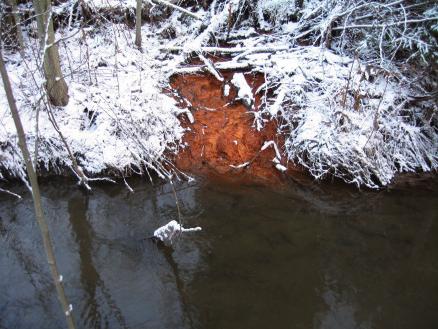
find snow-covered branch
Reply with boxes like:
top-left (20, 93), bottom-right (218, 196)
top-left (173, 61), bottom-right (252, 75)
top-left (160, 45), bottom-right (288, 55)
top-left (153, 220), bottom-right (202, 246)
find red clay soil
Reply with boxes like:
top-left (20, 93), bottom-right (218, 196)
top-left (170, 72), bottom-right (300, 184)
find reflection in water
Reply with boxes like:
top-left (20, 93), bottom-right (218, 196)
top-left (68, 194), bottom-right (99, 327)
top-left (317, 286), bottom-right (370, 329)
top-left (0, 177), bottom-right (437, 329)
top-left (0, 217), bottom-right (52, 317)
top-left (161, 246), bottom-right (195, 329)
top-left (67, 193), bottom-right (128, 329)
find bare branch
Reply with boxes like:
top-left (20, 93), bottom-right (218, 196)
top-left (332, 17), bottom-right (438, 31)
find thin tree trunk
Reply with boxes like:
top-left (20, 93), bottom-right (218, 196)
top-left (33, 0), bottom-right (69, 106)
top-left (0, 48), bottom-right (76, 329)
top-left (135, 0), bottom-right (142, 49)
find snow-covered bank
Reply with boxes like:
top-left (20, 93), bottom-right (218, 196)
top-left (157, 0), bottom-right (438, 188)
top-left (254, 47), bottom-right (438, 188)
top-left (1, 0), bottom-right (437, 189)
top-left (0, 24), bottom-right (188, 183)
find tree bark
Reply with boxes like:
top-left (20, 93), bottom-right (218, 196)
top-left (33, 0), bottom-right (69, 106)
top-left (0, 48), bottom-right (76, 329)
top-left (135, 0), bottom-right (142, 49)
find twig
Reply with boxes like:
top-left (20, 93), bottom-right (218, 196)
top-left (0, 187), bottom-right (22, 199)
top-left (123, 176), bottom-right (134, 193)
top-left (342, 55), bottom-right (356, 110)
top-left (81, 28), bottom-right (93, 85)
top-left (170, 180), bottom-right (182, 225)
top-left (169, 179), bottom-right (184, 244)
top-left (363, 77), bottom-right (389, 149)
top-left (88, 177), bottom-right (116, 183)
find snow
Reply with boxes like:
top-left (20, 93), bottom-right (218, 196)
top-left (261, 140), bottom-right (281, 160)
top-left (275, 163), bottom-right (287, 172)
top-left (231, 73), bottom-right (254, 109)
top-left (230, 162), bottom-right (250, 169)
top-left (223, 84), bottom-right (230, 97)
top-left (261, 141), bottom-right (273, 152)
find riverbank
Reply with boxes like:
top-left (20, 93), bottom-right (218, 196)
top-left (1, 1), bottom-right (436, 190)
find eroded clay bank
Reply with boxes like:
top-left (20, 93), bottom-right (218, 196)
top-left (169, 72), bottom-right (302, 184)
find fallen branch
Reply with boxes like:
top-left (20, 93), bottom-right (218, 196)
top-left (160, 45), bottom-right (288, 55)
top-left (173, 61), bottom-right (252, 75)
top-left (198, 53), bottom-right (223, 81)
top-left (233, 46), bottom-right (289, 61)
top-left (150, 0), bottom-right (203, 21)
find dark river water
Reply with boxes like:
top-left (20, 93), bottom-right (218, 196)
top-left (0, 176), bottom-right (437, 329)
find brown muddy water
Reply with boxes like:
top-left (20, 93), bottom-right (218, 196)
top-left (0, 177), bottom-right (437, 329)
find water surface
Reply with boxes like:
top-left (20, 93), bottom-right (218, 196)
top-left (0, 177), bottom-right (437, 329)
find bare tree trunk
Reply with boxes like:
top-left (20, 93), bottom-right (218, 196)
top-left (33, 0), bottom-right (69, 106)
top-left (135, 0), bottom-right (142, 49)
top-left (0, 48), bottom-right (76, 329)
top-left (7, 0), bottom-right (24, 54)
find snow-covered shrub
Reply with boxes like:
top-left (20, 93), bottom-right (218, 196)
top-left (256, 0), bottom-right (298, 28)
top-left (258, 47), bottom-right (437, 188)
top-left (202, 1), bottom-right (437, 69)
top-left (291, 0), bottom-right (438, 68)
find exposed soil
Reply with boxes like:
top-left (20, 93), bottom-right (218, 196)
top-left (170, 72), bottom-right (301, 184)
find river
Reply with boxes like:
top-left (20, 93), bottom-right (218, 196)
top-left (0, 176), bottom-right (437, 329)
